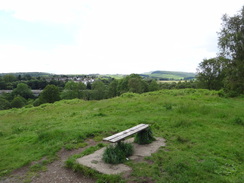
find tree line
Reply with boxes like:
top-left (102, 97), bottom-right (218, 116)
top-left (196, 5), bottom-right (244, 96)
top-left (0, 74), bottom-right (196, 110)
top-left (0, 74), bottom-right (65, 90)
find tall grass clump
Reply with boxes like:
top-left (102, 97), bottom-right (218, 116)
top-left (233, 116), bottom-right (244, 126)
top-left (103, 142), bottom-right (133, 164)
top-left (134, 127), bottom-right (156, 145)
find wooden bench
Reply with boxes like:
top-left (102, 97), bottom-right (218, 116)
top-left (103, 124), bottom-right (149, 143)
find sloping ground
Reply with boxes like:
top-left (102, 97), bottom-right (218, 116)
top-left (0, 138), bottom-right (165, 183)
top-left (0, 139), bottom-right (97, 183)
top-left (140, 70), bottom-right (196, 80)
top-left (0, 89), bottom-right (243, 182)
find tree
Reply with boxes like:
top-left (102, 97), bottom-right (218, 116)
top-left (148, 80), bottom-right (159, 91)
top-left (218, 6), bottom-right (244, 95)
top-left (108, 79), bottom-right (118, 98)
top-left (91, 80), bottom-right (107, 100)
top-left (11, 96), bottom-right (26, 108)
top-left (196, 57), bottom-right (229, 90)
top-left (0, 78), bottom-right (6, 90)
top-left (3, 74), bottom-right (16, 83)
top-left (1, 74), bottom-right (16, 89)
top-left (117, 78), bottom-right (129, 94)
top-left (128, 77), bottom-right (145, 93)
top-left (86, 82), bottom-right (92, 90)
top-left (128, 74), bottom-right (148, 94)
top-left (0, 97), bottom-right (11, 110)
top-left (61, 81), bottom-right (86, 99)
top-left (39, 84), bottom-right (60, 103)
top-left (12, 83), bottom-right (34, 99)
top-left (117, 74), bottom-right (148, 94)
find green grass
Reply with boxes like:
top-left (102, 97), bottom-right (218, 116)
top-left (141, 70), bottom-right (196, 80)
top-left (0, 89), bottom-right (243, 182)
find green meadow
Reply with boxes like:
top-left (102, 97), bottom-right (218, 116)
top-left (141, 70), bottom-right (196, 80)
top-left (0, 89), bottom-right (243, 182)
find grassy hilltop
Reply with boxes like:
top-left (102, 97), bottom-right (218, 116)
top-left (0, 89), bottom-right (243, 182)
top-left (140, 70), bottom-right (196, 80)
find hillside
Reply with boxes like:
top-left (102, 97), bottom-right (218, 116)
top-left (140, 70), bottom-right (196, 80)
top-left (0, 72), bottom-right (53, 77)
top-left (0, 89), bottom-right (243, 182)
top-left (99, 70), bottom-right (196, 80)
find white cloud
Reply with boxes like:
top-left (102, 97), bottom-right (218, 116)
top-left (0, 0), bottom-right (90, 24)
top-left (0, 0), bottom-right (243, 74)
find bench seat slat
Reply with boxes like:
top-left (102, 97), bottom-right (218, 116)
top-left (111, 124), bottom-right (149, 142)
top-left (103, 124), bottom-right (145, 141)
top-left (103, 124), bottom-right (147, 141)
top-left (103, 124), bottom-right (149, 143)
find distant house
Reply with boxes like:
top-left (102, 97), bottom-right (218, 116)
top-left (43, 76), bottom-right (95, 85)
top-left (0, 90), bottom-right (12, 94)
top-left (32, 90), bottom-right (42, 97)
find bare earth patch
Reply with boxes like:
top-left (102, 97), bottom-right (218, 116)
top-left (0, 139), bottom-right (97, 183)
top-left (0, 138), bottom-right (165, 183)
top-left (77, 137), bottom-right (166, 175)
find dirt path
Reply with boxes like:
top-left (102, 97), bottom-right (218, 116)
top-left (31, 146), bottom-right (96, 183)
top-left (1, 138), bottom-right (166, 183)
top-left (0, 140), bottom-right (97, 183)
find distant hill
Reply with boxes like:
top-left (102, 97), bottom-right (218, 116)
top-left (0, 72), bottom-right (53, 77)
top-left (140, 70), bottom-right (196, 80)
top-left (0, 71), bottom-right (196, 80)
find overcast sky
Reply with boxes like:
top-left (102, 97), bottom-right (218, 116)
top-left (0, 0), bottom-right (243, 74)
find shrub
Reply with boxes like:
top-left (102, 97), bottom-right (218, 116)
top-left (218, 89), bottom-right (226, 97)
top-left (121, 92), bottom-right (139, 98)
top-left (11, 96), bottom-right (26, 108)
top-left (37, 129), bottom-right (66, 141)
top-left (40, 84), bottom-right (61, 103)
top-left (12, 83), bottom-right (34, 99)
top-left (33, 98), bottom-right (42, 107)
top-left (164, 102), bottom-right (173, 110)
top-left (134, 127), bottom-right (156, 145)
top-left (177, 136), bottom-right (190, 143)
top-left (233, 117), bottom-right (244, 126)
top-left (103, 142), bottom-right (133, 164)
top-left (0, 97), bottom-right (11, 110)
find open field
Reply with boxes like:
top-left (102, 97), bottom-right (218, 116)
top-left (158, 80), bottom-right (181, 83)
top-left (0, 89), bottom-right (243, 182)
top-left (141, 71), bottom-right (196, 80)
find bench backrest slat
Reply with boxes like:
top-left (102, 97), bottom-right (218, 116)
top-left (103, 124), bottom-right (149, 143)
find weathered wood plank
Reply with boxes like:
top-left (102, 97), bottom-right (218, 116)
top-left (103, 124), bottom-right (149, 143)
top-left (103, 124), bottom-right (145, 141)
top-left (109, 124), bottom-right (149, 142)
